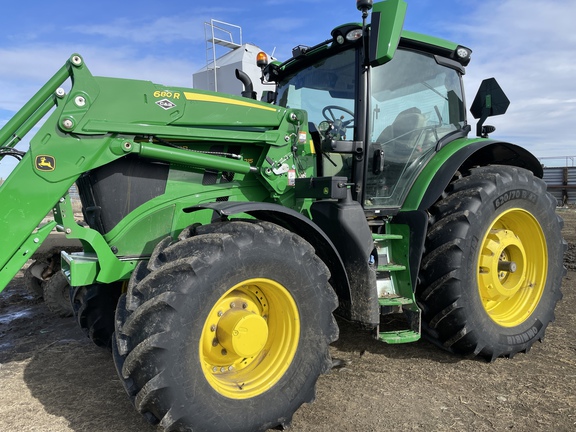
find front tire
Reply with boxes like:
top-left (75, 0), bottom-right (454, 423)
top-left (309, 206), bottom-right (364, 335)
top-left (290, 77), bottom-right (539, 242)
top-left (113, 220), bottom-right (338, 431)
top-left (417, 165), bottom-right (565, 361)
top-left (43, 271), bottom-right (73, 317)
top-left (71, 282), bottom-right (123, 349)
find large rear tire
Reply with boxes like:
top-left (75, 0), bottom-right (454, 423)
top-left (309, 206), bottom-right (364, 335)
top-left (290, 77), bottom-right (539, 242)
top-left (113, 220), bottom-right (338, 431)
top-left (417, 165), bottom-right (565, 361)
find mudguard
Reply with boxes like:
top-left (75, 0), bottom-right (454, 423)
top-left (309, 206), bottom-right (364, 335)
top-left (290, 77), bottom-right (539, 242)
top-left (184, 201), bottom-right (354, 317)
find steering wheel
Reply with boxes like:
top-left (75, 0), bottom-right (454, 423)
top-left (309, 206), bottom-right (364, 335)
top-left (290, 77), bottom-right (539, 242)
top-left (322, 105), bottom-right (355, 130)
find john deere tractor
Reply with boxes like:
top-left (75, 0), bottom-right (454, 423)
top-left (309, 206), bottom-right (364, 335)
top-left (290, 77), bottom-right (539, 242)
top-left (0, 0), bottom-right (565, 430)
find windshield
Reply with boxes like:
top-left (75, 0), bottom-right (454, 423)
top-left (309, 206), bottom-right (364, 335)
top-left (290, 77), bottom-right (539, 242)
top-left (276, 48), bottom-right (357, 178)
top-left (276, 48), bottom-right (356, 134)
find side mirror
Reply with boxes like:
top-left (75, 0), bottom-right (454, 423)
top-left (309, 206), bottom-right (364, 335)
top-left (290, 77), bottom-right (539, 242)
top-left (470, 78), bottom-right (510, 137)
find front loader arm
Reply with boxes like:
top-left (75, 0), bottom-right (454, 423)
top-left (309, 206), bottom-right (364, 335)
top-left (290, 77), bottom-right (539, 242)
top-left (0, 54), bottom-right (313, 294)
top-left (0, 54), bottom-right (129, 292)
top-left (0, 55), bottom-right (85, 292)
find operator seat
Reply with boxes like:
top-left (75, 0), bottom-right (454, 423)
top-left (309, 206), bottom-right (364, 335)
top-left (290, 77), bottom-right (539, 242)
top-left (378, 107), bottom-right (426, 153)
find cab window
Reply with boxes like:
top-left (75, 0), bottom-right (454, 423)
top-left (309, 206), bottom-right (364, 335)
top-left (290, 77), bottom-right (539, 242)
top-left (365, 49), bottom-right (466, 207)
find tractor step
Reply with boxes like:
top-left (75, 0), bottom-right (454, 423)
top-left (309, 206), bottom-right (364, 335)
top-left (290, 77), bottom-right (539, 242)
top-left (378, 296), bottom-right (413, 306)
top-left (377, 297), bottom-right (421, 344)
top-left (378, 329), bottom-right (421, 344)
top-left (377, 263), bottom-right (406, 272)
top-left (373, 233), bottom-right (403, 241)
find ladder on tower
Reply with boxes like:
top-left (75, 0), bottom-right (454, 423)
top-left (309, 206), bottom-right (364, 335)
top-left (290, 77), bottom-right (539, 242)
top-left (204, 19), bottom-right (242, 92)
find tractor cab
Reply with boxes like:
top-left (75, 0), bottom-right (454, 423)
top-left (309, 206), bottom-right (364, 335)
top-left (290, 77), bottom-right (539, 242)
top-left (262, 9), bottom-right (471, 211)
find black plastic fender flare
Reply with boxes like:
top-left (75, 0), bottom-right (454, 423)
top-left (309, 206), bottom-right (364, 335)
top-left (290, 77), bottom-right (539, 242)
top-left (184, 201), bottom-right (352, 310)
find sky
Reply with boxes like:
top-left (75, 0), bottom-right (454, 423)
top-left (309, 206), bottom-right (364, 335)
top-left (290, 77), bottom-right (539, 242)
top-left (1, 0), bottom-right (575, 179)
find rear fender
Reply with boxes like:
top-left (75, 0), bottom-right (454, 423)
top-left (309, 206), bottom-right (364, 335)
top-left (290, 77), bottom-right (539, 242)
top-left (398, 139), bottom-right (542, 291)
top-left (404, 139), bottom-right (542, 212)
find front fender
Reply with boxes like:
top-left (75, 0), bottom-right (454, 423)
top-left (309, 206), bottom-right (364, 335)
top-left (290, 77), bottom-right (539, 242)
top-left (184, 201), bottom-right (353, 315)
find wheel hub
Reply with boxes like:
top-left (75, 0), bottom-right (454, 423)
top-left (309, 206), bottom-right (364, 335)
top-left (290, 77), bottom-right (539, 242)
top-left (479, 229), bottom-right (527, 300)
top-left (200, 279), bottom-right (300, 399)
top-left (477, 208), bottom-right (548, 327)
top-left (217, 309), bottom-right (269, 358)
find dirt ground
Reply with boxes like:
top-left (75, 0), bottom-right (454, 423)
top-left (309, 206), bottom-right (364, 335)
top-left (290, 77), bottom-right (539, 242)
top-left (1, 210), bottom-right (575, 432)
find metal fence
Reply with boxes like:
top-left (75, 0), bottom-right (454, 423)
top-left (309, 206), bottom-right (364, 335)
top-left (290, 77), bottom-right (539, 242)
top-left (542, 166), bottom-right (576, 206)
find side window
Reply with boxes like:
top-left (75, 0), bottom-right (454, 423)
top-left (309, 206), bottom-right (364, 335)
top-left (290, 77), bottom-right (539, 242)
top-left (365, 49), bottom-right (466, 208)
top-left (371, 49), bottom-right (465, 147)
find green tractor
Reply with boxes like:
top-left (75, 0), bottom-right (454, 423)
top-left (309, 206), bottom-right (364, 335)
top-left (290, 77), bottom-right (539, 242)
top-left (0, 0), bottom-right (565, 430)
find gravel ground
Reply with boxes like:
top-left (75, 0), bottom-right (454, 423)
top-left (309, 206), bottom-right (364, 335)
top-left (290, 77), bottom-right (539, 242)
top-left (0, 209), bottom-right (574, 431)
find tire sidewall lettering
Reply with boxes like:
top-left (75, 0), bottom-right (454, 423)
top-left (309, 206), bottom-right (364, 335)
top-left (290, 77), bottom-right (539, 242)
top-left (493, 188), bottom-right (538, 210)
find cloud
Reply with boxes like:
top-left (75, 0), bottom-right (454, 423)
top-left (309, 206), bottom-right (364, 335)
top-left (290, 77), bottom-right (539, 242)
top-left (454, 0), bottom-right (576, 158)
top-left (65, 16), bottom-right (207, 45)
top-left (0, 44), bottom-right (201, 112)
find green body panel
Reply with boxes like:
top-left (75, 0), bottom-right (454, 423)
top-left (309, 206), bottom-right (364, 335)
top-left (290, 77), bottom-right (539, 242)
top-left (370, 0), bottom-right (407, 65)
top-left (401, 30), bottom-right (459, 51)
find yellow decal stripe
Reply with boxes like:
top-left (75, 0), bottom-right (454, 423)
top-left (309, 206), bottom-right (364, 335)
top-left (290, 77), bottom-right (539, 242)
top-left (309, 139), bottom-right (316, 154)
top-left (184, 92), bottom-right (278, 112)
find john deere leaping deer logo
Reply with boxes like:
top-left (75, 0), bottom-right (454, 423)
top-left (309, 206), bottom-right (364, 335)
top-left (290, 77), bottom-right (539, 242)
top-left (35, 155), bottom-right (56, 171)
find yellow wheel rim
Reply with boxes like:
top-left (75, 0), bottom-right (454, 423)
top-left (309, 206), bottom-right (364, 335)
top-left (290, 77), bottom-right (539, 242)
top-left (200, 278), bottom-right (300, 399)
top-left (477, 208), bottom-right (547, 327)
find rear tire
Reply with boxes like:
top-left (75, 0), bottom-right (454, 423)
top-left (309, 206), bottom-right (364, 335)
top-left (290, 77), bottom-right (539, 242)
top-left (417, 165), bottom-right (565, 361)
top-left (113, 220), bottom-right (338, 431)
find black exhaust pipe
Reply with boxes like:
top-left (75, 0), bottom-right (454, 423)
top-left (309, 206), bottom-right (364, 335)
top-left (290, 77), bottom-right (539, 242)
top-left (235, 69), bottom-right (257, 100)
